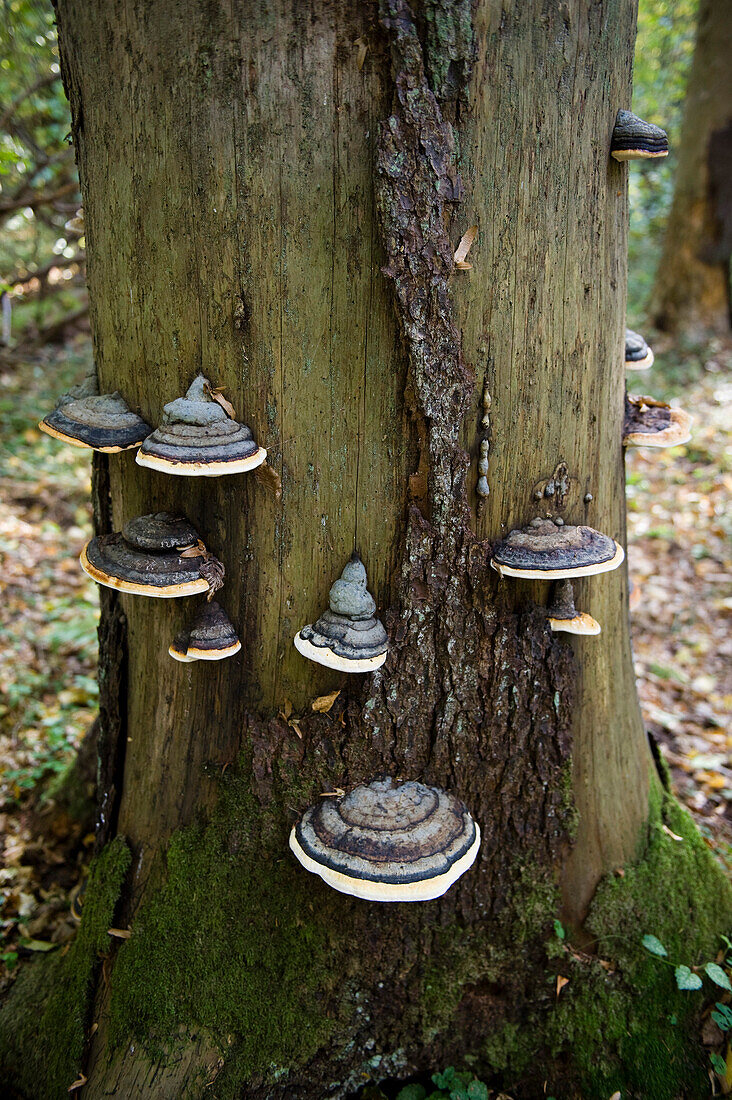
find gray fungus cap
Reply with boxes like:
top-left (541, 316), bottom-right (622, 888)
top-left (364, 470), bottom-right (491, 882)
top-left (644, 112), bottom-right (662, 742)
top-left (289, 778), bottom-right (481, 902)
top-left (491, 519), bottom-right (625, 579)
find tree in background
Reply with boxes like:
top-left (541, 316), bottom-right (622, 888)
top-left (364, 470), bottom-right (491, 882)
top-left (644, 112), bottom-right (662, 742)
top-left (0, 2), bottom-right (730, 1098)
top-left (0, 0), bottom-right (84, 346)
top-left (651, 0), bottom-right (732, 336)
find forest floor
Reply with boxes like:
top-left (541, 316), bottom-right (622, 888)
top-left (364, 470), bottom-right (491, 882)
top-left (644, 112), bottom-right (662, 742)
top-left (0, 338), bottom-right (730, 990)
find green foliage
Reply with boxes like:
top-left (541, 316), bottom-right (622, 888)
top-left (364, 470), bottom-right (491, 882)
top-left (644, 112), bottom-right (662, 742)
top-left (628, 0), bottom-right (699, 323)
top-left (0, 836), bottom-right (131, 1100)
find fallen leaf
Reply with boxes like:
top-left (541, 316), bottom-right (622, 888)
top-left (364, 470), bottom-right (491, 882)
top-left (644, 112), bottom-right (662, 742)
top-left (312, 690), bottom-right (340, 713)
top-left (68, 1073), bottom-right (87, 1092)
top-left (254, 462), bottom-right (282, 501)
top-left (354, 36), bottom-right (368, 71)
top-left (320, 788), bottom-right (346, 798)
top-left (203, 382), bottom-right (236, 418)
top-left (556, 975), bottom-right (569, 997)
top-left (662, 824), bottom-right (684, 841)
top-left (453, 225), bottom-right (477, 270)
top-left (107, 927), bottom-right (131, 939)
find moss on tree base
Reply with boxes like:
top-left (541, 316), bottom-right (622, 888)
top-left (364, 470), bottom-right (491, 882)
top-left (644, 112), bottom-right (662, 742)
top-left (2, 774), bottom-right (729, 1100)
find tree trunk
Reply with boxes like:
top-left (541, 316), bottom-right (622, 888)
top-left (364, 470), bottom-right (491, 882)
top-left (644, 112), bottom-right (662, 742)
top-left (651, 0), bottom-right (732, 336)
top-left (2, 2), bottom-right (730, 1098)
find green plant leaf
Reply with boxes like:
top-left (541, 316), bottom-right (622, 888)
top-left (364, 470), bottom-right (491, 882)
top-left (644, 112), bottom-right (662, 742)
top-left (553, 918), bottom-right (565, 941)
top-left (675, 964), bottom-right (702, 990)
top-left (711, 1052), bottom-right (727, 1075)
top-left (466, 1082), bottom-right (488, 1100)
top-left (642, 933), bottom-right (667, 957)
top-left (705, 962), bottom-right (732, 991)
top-left (396, 1087), bottom-right (427, 1100)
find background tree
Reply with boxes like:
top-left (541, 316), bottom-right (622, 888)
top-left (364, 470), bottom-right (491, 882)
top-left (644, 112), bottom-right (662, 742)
top-left (651, 0), bottom-right (732, 336)
top-left (1, 1), bottom-right (730, 1099)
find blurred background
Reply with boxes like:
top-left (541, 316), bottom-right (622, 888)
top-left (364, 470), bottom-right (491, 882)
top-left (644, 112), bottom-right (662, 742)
top-left (0, 0), bottom-right (730, 984)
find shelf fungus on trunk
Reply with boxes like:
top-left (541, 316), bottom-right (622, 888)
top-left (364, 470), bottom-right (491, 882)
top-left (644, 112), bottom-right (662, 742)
top-left (136, 373), bottom-right (266, 476)
top-left (64, 208), bottom-right (84, 235)
top-left (547, 579), bottom-right (601, 636)
top-left (623, 394), bottom-right (692, 449)
top-left (294, 553), bottom-right (388, 673)
top-left (610, 110), bottom-right (668, 161)
top-left (39, 376), bottom-right (150, 452)
top-left (289, 778), bottom-right (481, 902)
top-left (168, 601), bottom-right (241, 662)
top-left (491, 517), bottom-right (625, 579)
top-left (625, 328), bottom-right (654, 371)
top-left (80, 512), bottom-right (221, 598)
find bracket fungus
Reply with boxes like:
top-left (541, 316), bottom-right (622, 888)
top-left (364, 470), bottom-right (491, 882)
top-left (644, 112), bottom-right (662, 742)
top-left (136, 373), bottom-right (266, 476)
top-left (39, 378), bottom-right (150, 453)
top-left (611, 110), bottom-right (668, 161)
top-left (289, 778), bottom-right (481, 902)
top-left (623, 394), bottom-right (692, 449)
top-left (491, 518), bottom-right (624, 579)
top-left (547, 580), bottom-right (601, 636)
top-left (80, 513), bottom-right (220, 598)
top-left (169, 601), bottom-right (241, 662)
top-left (64, 208), bottom-right (84, 235)
top-left (294, 553), bottom-right (388, 673)
top-left (625, 328), bottom-right (655, 371)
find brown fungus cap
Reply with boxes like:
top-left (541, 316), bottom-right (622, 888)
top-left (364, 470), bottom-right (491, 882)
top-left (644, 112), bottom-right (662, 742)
top-left (294, 553), bottom-right (388, 673)
top-left (169, 601), bottom-right (241, 662)
top-left (491, 518), bottom-right (624, 580)
top-left (136, 373), bottom-right (266, 476)
top-left (289, 778), bottom-right (481, 902)
top-left (624, 328), bottom-right (654, 371)
top-left (611, 110), bottom-right (668, 161)
top-left (40, 388), bottom-right (150, 452)
top-left (80, 512), bottom-right (215, 598)
top-left (623, 394), bottom-right (692, 449)
top-left (547, 580), bottom-right (601, 636)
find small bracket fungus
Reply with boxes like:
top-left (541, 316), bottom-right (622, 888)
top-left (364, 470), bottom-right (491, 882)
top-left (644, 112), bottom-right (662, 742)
top-left (80, 512), bottom-right (219, 598)
top-left (623, 394), bottom-right (692, 449)
top-left (625, 329), bottom-right (655, 371)
top-left (294, 553), bottom-right (388, 673)
top-left (289, 778), bottom-right (481, 902)
top-left (39, 378), bottom-right (150, 453)
top-left (491, 518), bottom-right (624, 579)
top-left (169, 601), bottom-right (241, 662)
top-left (547, 580), bottom-right (601, 636)
top-left (611, 110), bottom-right (668, 161)
top-left (136, 373), bottom-right (266, 476)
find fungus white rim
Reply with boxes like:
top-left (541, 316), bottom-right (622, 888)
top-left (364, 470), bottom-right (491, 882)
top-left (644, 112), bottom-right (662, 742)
top-left (293, 631), bottom-right (386, 673)
top-left (491, 540), bottom-right (625, 580)
top-left (185, 639), bottom-right (241, 660)
top-left (135, 446), bottom-right (267, 476)
top-left (80, 543), bottom-right (210, 598)
top-left (549, 612), bottom-right (602, 636)
top-left (168, 645), bottom-right (197, 663)
top-left (611, 148), bottom-right (668, 161)
top-left (39, 420), bottom-right (140, 453)
top-left (289, 823), bottom-right (481, 902)
top-left (623, 410), bottom-right (692, 449)
top-left (624, 347), bottom-right (654, 371)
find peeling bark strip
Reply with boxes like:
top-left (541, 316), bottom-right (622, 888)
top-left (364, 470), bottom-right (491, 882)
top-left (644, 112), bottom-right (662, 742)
top-left (376, 0), bottom-right (474, 546)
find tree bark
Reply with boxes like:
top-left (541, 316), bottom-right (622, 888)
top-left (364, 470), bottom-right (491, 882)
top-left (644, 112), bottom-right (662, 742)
top-left (7, 1), bottom-right (729, 1098)
top-left (650, 0), bottom-right (732, 336)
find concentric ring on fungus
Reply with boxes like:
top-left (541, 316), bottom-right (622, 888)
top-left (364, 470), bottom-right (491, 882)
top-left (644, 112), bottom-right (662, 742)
top-left (491, 519), bottom-right (625, 580)
top-left (289, 779), bottom-right (481, 902)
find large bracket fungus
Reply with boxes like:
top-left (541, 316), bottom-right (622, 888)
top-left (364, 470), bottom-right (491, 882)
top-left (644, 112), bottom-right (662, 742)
top-left (610, 109), bottom-right (668, 161)
top-left (624, 328), bottom-right (654, 371)
top-left (623, 394), bottom-right (693, 449)
top-left (136, 373), bottom-right (266, 476)
top-left (80, 512), bottom-right (220, 598)
top-left (169, 601), bottom-right (241, 662)
top-left (289, 778), bottom-right (481, 902)
top-left (39, 377), bottom-right (150, 452)
top-left (294, 553), bottom-right (388, 673)
top-left (491, 518), bottom-right (625, 579)
top-left (547, 580), bottom-right (601, 636)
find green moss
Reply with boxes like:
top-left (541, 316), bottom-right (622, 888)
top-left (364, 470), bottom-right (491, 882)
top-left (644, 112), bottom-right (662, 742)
top-left (546, 781), bottom-right (732, 1099)
top-left (107, 773), bottom-right (339, 1085)
top-left (0, 836), bottom-right (130, 1100)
